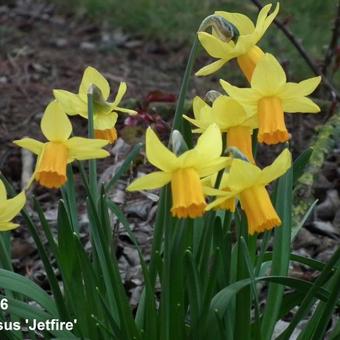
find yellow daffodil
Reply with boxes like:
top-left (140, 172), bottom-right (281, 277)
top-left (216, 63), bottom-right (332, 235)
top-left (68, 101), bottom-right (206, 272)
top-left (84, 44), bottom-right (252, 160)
top-left (0, 180), bottom-right (26, 231)
top-left (220, 54), bottom-right (321, 145)
top-left (184, 96), bottom-right (257, 163)
top-left (127, 124), bottom-right (230, 219)
top-left (196, 3), bottom-right (279, 81)
top-left (205, 149), bottom-right (291, 234)
top-left (13, 101), bottom-right (110, 189)
top-left (53, 66), bottom-right (137, 144)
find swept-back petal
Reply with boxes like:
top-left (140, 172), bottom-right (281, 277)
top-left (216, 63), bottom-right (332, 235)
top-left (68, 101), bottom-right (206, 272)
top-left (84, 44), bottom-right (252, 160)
top-left (198, 32), bottom-right (234, 58)
top-left (79, 66), bottom-right (110, 100)
top-left (258, 149), bottom-right (292, 185)
top-left (112, 82), bottom-right (127, 106)
top-left (65, 137), bottom-right (109, 161)
top-left (282, 97), bottom-right (320, 113)
top-left (114, 106), bottom-right (138, 115)
top-left (279, 76), bottom-right (321, 99)
top-left (215, 11), bottom-right (255, 35)
top-left (13, 138), bottom-right (44, 155)
top-left (0, 181), bottom-right (6, 201)
top-left (127, 171), bottom-right (172, 191)
top-left (227, 159), bottom-right (261, 191)
top-left (93, 112), bottom-right (118, 130)
top-left (251, 53), bottom-right (286, 96)
top-left (193, 96), bottom-right (210, 120)
top-left (220, 79), bottom-right (260, 105)
top-left (146, 128), bottom-right (178, 172)
top-left (53, 89), bottom-right (87, 117)
top-left (41, 101), bottom-right (72, 142)
top-left (255, 3), bottom-right (279, 36)
top-left (198, 157), bottom-right (231, 177)
top-left (212, 96), bottom-right (248, 128)
top-left (0, 222), bottom-right (19, 231)
top-left (196, 59), bottom-right (228, 76)
top-left (0, 191), bottom-right (26, 222)
top-left (206, 195), bottom-right (235, 211)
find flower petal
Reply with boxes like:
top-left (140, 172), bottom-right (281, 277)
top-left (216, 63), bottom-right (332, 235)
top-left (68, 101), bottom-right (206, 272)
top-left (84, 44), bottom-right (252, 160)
top-left (13, 138), bottom-right (43, 155)
top-left (93, 112), bottom-right (118, 130)
top-left (127, 171), bottom-right (172, 191)
top-left (195, 59), bottom-right (228, 76)
top-left (258, 148), bottom-right (292, 185)
top-left (282, 97), bottom-right (320, 113)
top-left (65, 137), bottom-right (109, 161)
top-left (0, 222), bottom-right (20, 231)
top-left (0, 191), bottom-right (26, 223)
top-left (220, 79), bottom-right (260, 105)
top-left (114, 107), bottom-right (138, 115)
top-left (251, 53), bottom-right (286, 96)
top-left (215, 10), bottom-right (255, 35)
top-left (112, 82), bottom-right (127, 106)
top-left (198, 157), bottom-right (231, 177)
top-left (279, 76), bottom-right (321, 99)
top-left (255, 3), bottom-right (279, 36)
top-left (145, 128), bottom-right (178, 172)
top-left (198, 32), bottom-right (234, 59)
top-left (227, 159), bottom-right (261, 191)
top-left (41, 101), bottom-right (73, 142)
top-left (79, 66), bottom-right (110, 100)
top-left (0, 181), bottom-right (7, 201)
top-left (53, 89), bottom-right (87, 117)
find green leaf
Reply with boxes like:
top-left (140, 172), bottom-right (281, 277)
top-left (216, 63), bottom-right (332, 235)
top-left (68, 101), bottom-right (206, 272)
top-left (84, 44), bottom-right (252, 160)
top-left (292, 148), bottom-right (313, 185)
top-left (261, 165), bottom-right (293, 339)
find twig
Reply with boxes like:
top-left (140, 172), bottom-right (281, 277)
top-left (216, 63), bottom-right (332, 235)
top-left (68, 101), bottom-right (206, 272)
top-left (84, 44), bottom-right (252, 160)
top-left (249, 0), bottom-right (339, 102)
top-left (322, 0), bottom-right (340, 77)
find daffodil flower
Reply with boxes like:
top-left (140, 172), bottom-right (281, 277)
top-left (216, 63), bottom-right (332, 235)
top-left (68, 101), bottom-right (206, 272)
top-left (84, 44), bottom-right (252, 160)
top-left (196, 3), bottom-right (279, 81)
top-left (127, 124), bottom-right (230, 219)
top-left (14, 101), bottom-right (110, 189)
top-left (184, 96), bottom-right (258, 163)
top-left (220, 54), bottom-right (321, 145)
top-left (53, 66), bottom-right (137, 144)
top-left (0, 180), bottom-right (26, 231)
top-left (205, 149), bottom-right (291, 234)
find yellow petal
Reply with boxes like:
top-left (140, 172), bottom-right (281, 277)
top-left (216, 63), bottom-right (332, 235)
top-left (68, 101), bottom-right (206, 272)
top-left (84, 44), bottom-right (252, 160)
top-left (282, 97), bottom-right (320, 113)
top-left (198, 32), bottom-right (234, 59)
top-left (258, 148), bottom-right (291, 186)
top-left (0, 181), bottom-right (7, 201)
top-left (182, 115), bottom-right (203, 131)
top-left (195, 59), bottom-right (227, 76)
top-left (127, 171), bottom-right (172, 191)
top-left (251, 53), bottom-right (286, 96)
top-left (145, 128), bottom-right (178, 172)
top-left (114, 107), bottom-right (138, 115)
top-left (279, 76), bottom-right (321, 99)
top-left (198, 157), bottom-right (231, 177)
top-left (227, 159), bottom-right (261, 191)
top-left (215, 10), bottom-right (255, 35)
top-left (0, 222), bottom-right (20, 231)
top-left (206, 195), bottom-right (235, 211)
top-left (255, 3), bottom-right (279, 36)
top-left (79, 66), bottom-right (110, 100)
top-left (53, 89), bottom-right (87, 117)
top-left (0, 191), bottom-right (26, 222)
top-left (41, 101), bottom-right (73, 142)
top-left (112, 82), bottom-right (127, 106)
top-left (93, 112), bottom-right (118, 130)
top-left (13, 138), bottom-right (43, 155)
top-left (220, 79), bottom-right (260, 105)
top-left (193, 96), bottom-right (209, 120)
top-left (182, 124), bottom-right (222, 169)
top-left (65, 137), bottom-right (109, 161)
top-left (212, 96), bottom-right (248, 129)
